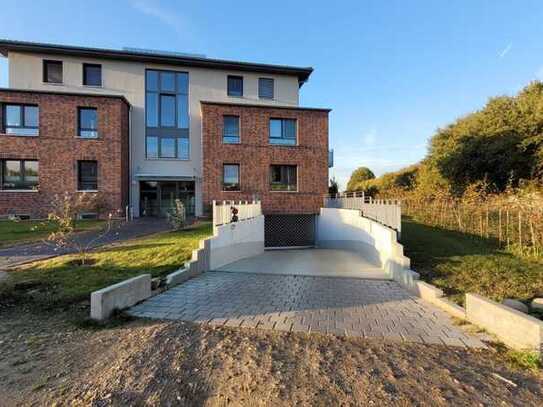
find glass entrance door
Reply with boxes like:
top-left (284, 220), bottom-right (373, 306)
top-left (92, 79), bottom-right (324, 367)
top-left (139, 181), bottom-right (195, 217)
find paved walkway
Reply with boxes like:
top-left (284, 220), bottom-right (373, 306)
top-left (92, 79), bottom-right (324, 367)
top-left (129, 272), bottom-right (485, 348)
top-left (216, 248), bottom-right (386, 279)
top-left (0, 218), bottom-right (171, 270)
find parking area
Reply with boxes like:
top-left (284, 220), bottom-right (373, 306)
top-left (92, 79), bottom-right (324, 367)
top-left (129, 271), bottom-right (485, 348)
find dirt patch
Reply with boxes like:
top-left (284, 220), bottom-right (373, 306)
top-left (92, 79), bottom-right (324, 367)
top-left (0, 309), bottom-right (542, 406)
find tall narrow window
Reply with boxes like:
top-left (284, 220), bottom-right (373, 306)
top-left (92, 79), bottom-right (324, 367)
top-left (223, 116), bottom-right (240, 144)
top-left (269, 118), bottom-right (297, 145)
top-left (0, 160), bottom-right (39, 190)
top-left (145, 70), bottom-right (189, 159)
top-left (223, 164), bottom-right (240, 191)
top-left (259, 78), bottom-right (274, 99)
top-left (78, 161), bottom-right (98, 191)
top-left (83, 63), bottom-right (102, 86)
top-left (270, 165), bottom-right (297, 191)
top-left (3, 105), bottom-right (39, 136)
top-left (227, 75), bottom-right (243, 97)
top-left (78, 108), bottom-right (98, 138)
top-left (43, 60), bottom-right (63, 83)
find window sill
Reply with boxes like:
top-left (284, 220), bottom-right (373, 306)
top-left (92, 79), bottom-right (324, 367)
top-left (222, 141), bottom-right (241, 145)
top-left (0, 189), bottom-right (39, 193)
top-left (269, 190), bottom-right (299, 193)
top-left (77, 136), bottom-right (100, 140)
top-left (83, 84), bottom-right (103, 88)
top-left (43, 81), bottom-right (64, 86)
top-left (269, 143), bottom-right (298, 147)
top-left (145, 158), bottom-right (190, 161)
top-left (1, 133), bottom-right (39, 138)
top-left (222, 190), bottom-right (241, 193)
top-left (77, 190), bottom-right (99, 193)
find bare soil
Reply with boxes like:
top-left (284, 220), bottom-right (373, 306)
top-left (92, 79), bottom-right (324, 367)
top-left (1, 309), bottom-right (542, 407)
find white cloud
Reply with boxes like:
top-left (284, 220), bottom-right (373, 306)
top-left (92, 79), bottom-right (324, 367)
top-left (498, 42), bottom-right (512, 59)
top-left (129, 0), bottom-right (193, 37)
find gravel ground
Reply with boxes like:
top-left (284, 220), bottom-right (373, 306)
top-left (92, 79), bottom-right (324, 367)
top-left (0, 309), bottom-right (542, 406)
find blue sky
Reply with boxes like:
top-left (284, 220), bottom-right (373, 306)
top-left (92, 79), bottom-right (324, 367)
top-left (1, 1), bottom-right (543, 189)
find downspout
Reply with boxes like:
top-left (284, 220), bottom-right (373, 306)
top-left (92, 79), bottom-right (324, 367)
top-left (127, 103), bottom-right (133, 220)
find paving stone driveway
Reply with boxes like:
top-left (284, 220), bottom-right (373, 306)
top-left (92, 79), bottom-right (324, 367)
top-left (129, 272), bottom-right (485, 348)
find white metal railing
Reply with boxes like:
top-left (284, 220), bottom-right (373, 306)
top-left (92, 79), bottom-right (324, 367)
top-left (324, 192), bottom-right (402, 233)
top-left (212, 200), bottom-right (262, 226)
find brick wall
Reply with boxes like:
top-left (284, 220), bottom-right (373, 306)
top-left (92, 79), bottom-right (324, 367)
top-left (201, 102), bottom-right (329, 215)
top-left (0, 90), bottom-right (129, 218)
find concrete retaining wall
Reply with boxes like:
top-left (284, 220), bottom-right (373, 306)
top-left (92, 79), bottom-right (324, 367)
top-left (466, 294), bottom-right (543, 353)
top-left (209, 215), bottom-right (265, 270)
top-left (316, 208), bottom-right (410, 276)
top-left (90, 274), bottom-right (151, 320)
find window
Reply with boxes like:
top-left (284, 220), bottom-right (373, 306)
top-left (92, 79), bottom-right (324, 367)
top-left (43, 60), bottom-right (63, 83)
top-left (227, 75), bottom-right (243, 97)
top-left (223, 164), bottom-right (240, 191)
top-left (78, 161), bottom-right (98, 191)
top-left (146, 135), bottom-right (190, 160)
top-left (259, 78), bottom-right (274, 99)
top-left (269, 118), bottom-right (297, 145)
top-left (78, 108), bottom-right (98, 138)
top-left (146, 69), bottom-right (190, 159)
top-left (83, 63), bottom-right (102, 86)
top-left (0, 160), bottom-right (39, 190)
top-left (223, 116), bottom-right (240, 144)
top-left (270, 165), bottom-right (297, 191)
top-left (2, 104), bottom-right (39, 136)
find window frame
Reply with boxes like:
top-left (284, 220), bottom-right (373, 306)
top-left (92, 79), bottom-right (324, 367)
top-left (222, 115), bottom-right (240, 144)
top-left (222, 163), bottom-right (241, 192)
top-left (77, 160), bottom-right (98, 191)
top-left (145, 69), bottom-right (190, 160)
top-left (2, 104), bottom-right (39, 136)
top-left (258, 77), bottom-right (274, 99)
top-left (227, 75), bottom-right (244, 97)
top-left (77, 107), bottom-right (99, 138)
top-left (43, 60), bottom-right (63, 84)
top-left (146, 134), bottom-right (190, 160)
top-left (0, 159), bottom-right (39, 191)
top-left (269, 118), bottom-right (297, 146)
top-left (269, 164), bottom-right (298, 192)
top-left (82, 63), bottom-right (102, 87)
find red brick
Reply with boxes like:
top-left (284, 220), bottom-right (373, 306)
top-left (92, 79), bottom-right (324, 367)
top-left (0, 90), bottom-right (129, 218)
top-left (201, 102), bottom-right (329, 214)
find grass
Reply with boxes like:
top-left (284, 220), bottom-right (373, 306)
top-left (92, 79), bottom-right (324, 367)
top-left (0, 219), bottom-right (104, 248)
top-left (0, 222), bottom-right (212, 310)
top-left (401, 217), bottom-right (543, 306)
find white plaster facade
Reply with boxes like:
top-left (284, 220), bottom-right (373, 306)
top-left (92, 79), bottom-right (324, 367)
top-left (6, 51), bottom-right (302, 216)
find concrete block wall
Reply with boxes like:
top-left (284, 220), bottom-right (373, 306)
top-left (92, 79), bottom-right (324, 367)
top-left (90, 274), bottom-right (151, 320)
top-left (466, 294), bottom-right (542, 353)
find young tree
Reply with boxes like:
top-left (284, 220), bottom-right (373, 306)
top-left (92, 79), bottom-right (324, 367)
top-left (167, 199), bottom-right (186, 230)
top-left (46, 192), bottom-right (116, 265)
top-left (328, 176), bottom-right (339, 196)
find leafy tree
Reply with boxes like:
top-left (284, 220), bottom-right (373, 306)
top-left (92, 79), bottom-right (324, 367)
top-left (346, 167), bottom-right (375, 191)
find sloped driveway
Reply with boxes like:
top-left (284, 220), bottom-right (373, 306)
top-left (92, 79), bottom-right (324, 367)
top-left (129, 271), bottom-right (485, 348)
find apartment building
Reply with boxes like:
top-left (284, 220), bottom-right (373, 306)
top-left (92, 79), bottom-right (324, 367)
top-left (0, 40), bottom-right (331, 231)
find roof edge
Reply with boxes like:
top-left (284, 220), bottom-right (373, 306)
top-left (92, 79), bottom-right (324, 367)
top-left (200, 100), bottom-right (331, 113)
top-left (0, 39), bottom-right (313, 85)
top-left (0, 87), bottom-right (131, 106)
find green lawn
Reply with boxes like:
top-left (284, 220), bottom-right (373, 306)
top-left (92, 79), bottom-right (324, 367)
top-left (0, 222), bottom-right (212, 310)
top-left (401, 217), bottom-right (543, 306)
top-left (0, 219), bottom-right (104, 248)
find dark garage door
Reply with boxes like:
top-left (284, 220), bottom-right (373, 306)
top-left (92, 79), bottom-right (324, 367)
top-left (264, 214), bottom-right (316, 248)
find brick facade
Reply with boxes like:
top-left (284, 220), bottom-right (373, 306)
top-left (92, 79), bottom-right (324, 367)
top-left (0, 89), bottom-right (129, 218)
top-left (201, 102), bottom-right (329, 214)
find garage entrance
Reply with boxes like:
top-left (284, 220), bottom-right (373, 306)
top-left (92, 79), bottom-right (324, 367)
top-left (264, 214), bottom-right (316, 248)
